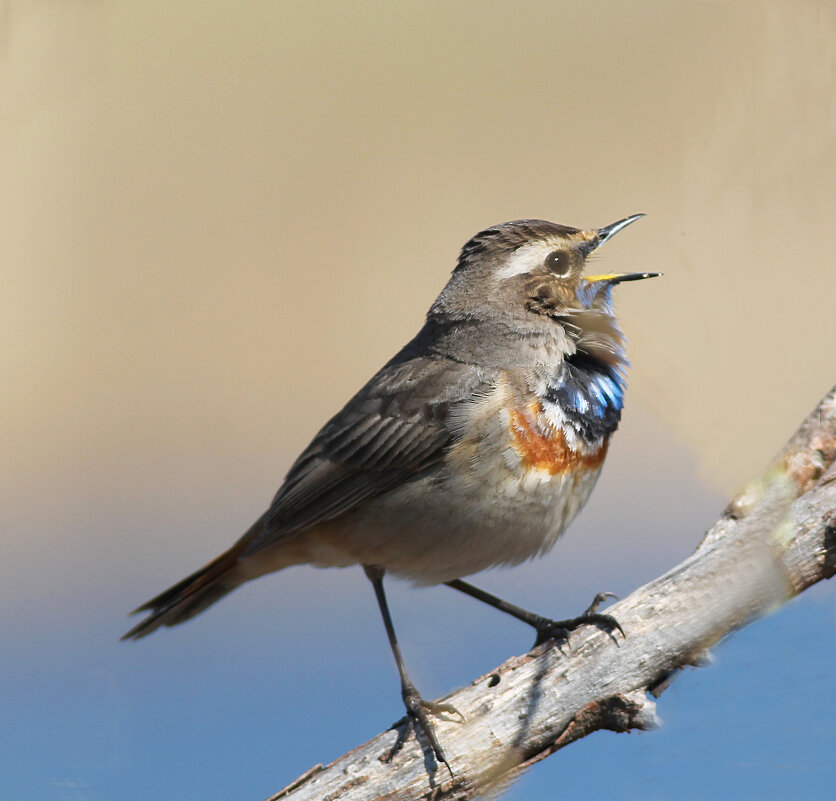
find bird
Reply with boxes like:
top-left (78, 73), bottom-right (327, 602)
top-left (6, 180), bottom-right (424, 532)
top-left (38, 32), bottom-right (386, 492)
top-left (123, 214), bottom-right (659, 773)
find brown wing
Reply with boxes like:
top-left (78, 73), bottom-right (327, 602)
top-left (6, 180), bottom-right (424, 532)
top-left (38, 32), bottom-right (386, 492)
top-left (242, 355), bottom-right (493, 556)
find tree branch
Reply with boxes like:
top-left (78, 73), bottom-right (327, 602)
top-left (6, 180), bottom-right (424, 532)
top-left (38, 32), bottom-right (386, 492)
top-left (269, 386), bottom-right (836, 801)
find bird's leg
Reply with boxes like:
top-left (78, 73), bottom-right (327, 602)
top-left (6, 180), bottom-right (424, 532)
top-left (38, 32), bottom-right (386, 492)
top-left (364, 566), bottom-right (461, 776)
top-left (445, 579), bottom-right (624, 648)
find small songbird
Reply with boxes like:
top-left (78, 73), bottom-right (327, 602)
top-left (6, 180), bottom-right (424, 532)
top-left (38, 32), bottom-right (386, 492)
top-left (124, 215), bottom-right (658, 772)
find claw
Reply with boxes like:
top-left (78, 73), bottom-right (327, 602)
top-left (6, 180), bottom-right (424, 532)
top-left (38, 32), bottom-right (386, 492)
top-left (583, 591), bottom-right (619, 616)
top-left (402, 685), bottom-right (458, 777)
top-left (577, 611), bottom-right (625, 640)
top-left (532, 592), bottom-right (624, 647)
top-left (424, 699), bottom-right (466, 724)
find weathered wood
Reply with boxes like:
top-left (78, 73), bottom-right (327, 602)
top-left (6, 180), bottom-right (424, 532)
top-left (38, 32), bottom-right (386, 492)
top-left (269, 387), bottom-right (836, 801)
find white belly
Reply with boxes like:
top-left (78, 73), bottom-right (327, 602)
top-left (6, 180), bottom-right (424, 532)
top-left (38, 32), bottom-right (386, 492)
top-left (302, 459), bottom-right (603, 585)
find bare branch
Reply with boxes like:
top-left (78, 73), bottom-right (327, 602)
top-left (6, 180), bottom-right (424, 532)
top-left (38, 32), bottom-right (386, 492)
top-left (270, 386), bottom-right (836, 801)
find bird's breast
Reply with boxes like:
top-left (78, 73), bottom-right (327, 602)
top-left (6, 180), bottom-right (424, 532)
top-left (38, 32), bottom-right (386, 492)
top-left (506, 400), bottom-right (609, 476)
top-left (313, 377), bottom-right (612, 584)
top-left (446, 370), bottom-right (613, 482)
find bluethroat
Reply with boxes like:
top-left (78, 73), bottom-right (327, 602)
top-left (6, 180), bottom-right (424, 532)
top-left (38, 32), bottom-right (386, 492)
top-left (124, 215), bottom-right (659, 773)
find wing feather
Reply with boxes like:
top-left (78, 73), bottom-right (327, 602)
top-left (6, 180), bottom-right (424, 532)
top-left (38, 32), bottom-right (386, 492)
top-left (242, 355), bottom-right (493, 555)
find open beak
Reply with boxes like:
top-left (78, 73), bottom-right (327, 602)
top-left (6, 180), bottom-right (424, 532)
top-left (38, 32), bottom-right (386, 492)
top-left (585, 213), bottom-right (661, 284)
top-left (585, 271), bottom-right (661, 285)
top-left (594, 213), bottom-right (645, 247)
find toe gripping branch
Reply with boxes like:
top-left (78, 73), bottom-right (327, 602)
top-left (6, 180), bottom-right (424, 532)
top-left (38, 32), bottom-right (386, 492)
top-left (445, 580), bottom-right (625, 649)
top-left (369, 569), bottom-right (624, 778)
top-left (532, 592), bottom-right (625, 647)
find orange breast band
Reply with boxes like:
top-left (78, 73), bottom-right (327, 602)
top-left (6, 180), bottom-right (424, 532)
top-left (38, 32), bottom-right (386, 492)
top-left (508, 406), bottom-right (608, 474)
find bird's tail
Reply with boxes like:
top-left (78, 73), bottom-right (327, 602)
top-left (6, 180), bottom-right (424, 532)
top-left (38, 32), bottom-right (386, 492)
top-left (121, 515), bottom-right (265, 641)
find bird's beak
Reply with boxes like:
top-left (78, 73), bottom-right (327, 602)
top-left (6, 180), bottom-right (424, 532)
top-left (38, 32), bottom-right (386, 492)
top-left (584, 213), bottom-right (661, 285)
top-left (594, 213), bottom-right (645, 248)
top-left (585, 271), bottom-right (661, 285)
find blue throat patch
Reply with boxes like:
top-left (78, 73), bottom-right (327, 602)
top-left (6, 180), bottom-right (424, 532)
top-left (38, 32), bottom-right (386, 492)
top-left (544, 351), bottom-right (625, 443)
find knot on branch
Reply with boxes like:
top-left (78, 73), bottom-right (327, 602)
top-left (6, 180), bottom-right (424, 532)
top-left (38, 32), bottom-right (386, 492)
top-left (553, 691), bottom-right (659, 750)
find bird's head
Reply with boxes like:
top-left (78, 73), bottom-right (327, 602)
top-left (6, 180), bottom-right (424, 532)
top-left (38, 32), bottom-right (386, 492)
top-left (428, 214), bottom-right (659, 365)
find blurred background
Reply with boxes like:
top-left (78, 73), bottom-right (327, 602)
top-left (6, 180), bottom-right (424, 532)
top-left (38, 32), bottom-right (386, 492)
top-left (2, 1), bottom-right (835, 799)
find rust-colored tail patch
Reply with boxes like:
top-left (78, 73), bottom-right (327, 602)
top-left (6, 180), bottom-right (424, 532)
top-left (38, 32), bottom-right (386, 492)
top-left (122, 514), bottom-right (266, 640)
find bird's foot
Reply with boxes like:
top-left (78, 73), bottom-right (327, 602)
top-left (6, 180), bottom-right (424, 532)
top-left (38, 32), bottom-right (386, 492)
top-left (532, 592), bottom-right (624, 648)
top-left (400, 683), bottom-right (464, 776)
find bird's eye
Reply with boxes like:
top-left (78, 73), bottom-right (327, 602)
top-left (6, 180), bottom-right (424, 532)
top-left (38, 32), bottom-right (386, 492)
top-left (544, 250), bottom-right (571, 276)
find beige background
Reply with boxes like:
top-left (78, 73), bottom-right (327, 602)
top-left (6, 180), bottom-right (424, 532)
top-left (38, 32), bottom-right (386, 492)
top-left (2, 0), bottom-right (835, 631)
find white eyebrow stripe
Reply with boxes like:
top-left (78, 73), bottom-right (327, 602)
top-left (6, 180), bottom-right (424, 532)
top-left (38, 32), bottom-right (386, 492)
top-left (494, 241), bottom-right (558, 280)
